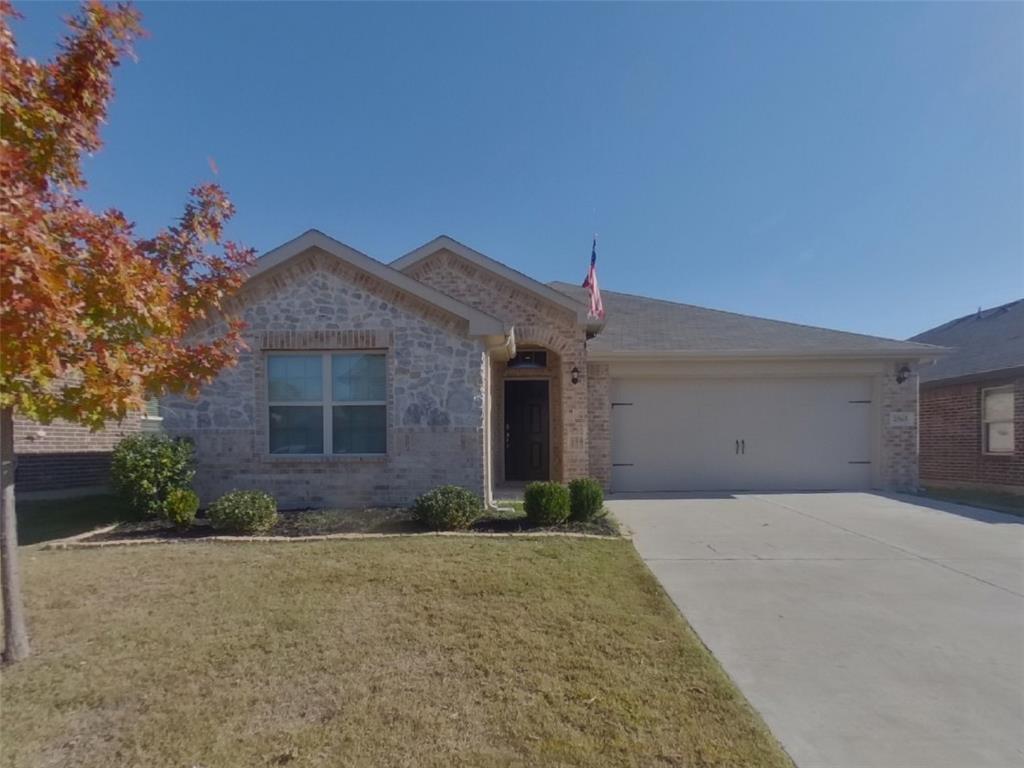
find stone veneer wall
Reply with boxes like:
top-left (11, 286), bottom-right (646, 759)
top-left (879, 361), bottom-right (921, 492)
top-left (404, 250), bottom-right (591, 482)
top-left (162, 248), bottom-right (487, 508)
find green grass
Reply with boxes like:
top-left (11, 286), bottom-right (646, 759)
top-left (14, 494), bottom-right (137, 546)
top-left (494, 499), bottom-right (525, 514)
top-left (921, 487), bottom-right (1024, 518)
top-left (2, 539), bottom-right (791, 768)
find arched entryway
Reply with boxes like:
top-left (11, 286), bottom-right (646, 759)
top-left (493, 344), bottom-right (564, 485)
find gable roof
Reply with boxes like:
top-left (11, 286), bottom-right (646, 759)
top-left (392, 235), bottom-right (596, 327)
top-left (909, 299), bottom-right (1024, 383)
top-left (549, 282), bottom-right (946, 360)
top-left (248, 230), bottom-right (509, 338)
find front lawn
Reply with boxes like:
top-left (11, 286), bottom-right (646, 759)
top-left (3, 539), bottom-right (791, 767)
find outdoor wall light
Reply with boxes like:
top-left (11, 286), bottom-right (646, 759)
top-left (895, 365), bottom-right (911, 384)
top-left (570, 366), bottom-right (581, 385)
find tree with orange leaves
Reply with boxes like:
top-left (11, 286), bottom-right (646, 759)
top-left (0, 1), bottom-right (254, 663)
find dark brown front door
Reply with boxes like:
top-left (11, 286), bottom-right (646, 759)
top-left (504, 380), bottom-right (550, 481)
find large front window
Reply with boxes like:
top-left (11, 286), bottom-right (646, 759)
top-left (267, 353), bottom-right (386, 455)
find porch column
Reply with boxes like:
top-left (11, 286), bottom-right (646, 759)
top-left (560, 339), bottom-right (590, 481)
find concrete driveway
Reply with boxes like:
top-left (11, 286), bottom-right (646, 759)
top-left (611, 492), bottom-right (1024, 768)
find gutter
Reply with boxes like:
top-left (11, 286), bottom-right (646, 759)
top-left (919, 364), bottom-right (1024, 390)
top-left (586, 347), bottom-right (949, 363)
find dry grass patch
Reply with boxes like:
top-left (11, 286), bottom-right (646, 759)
top-left (3, 539), bottom-right (791, 767)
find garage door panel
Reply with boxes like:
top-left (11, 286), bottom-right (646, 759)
top-left (611, 377), bottom-right (873, 492)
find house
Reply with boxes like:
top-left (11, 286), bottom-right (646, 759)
top-left (13, 401), bottom-right (161, 495)
top-left (161, 230), bottom-right (943, 508)
top-left (910, 300), bottom-right (1024, 494)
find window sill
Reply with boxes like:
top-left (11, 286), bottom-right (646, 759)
top-left (981, 452), bottom-right (1016, 458)
top-left (262, 453), bottom-right (388, 463)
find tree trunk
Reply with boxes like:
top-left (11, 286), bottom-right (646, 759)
top-left (1, 406), bottom-right (29, 664)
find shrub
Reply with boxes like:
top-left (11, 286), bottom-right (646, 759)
top-left (165, 488), bottom-right (199, 530)
top-left (207, 490), bottom-right (278, 534)
top-left (569, 478), bottom-right (604, 521)
top-left (111, 434), bottom-right (195, 518)
top-left (523, 481), bottom-right (570, 526)
top-left (412, 485), bottom-right (483, 531)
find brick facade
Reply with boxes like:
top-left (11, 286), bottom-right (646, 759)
top-left (879, 361), bottom-right (921, 492)
top-left (586, 363), bottom-right (611, 489)
top-left (163, 248), bottom-right (488, 508)
top-left (12, 412), bottom-right (151, 492)
top-left (919, 375), bottom-right (1023, 492)
top-left (402, 249), bottom-right (591, 484)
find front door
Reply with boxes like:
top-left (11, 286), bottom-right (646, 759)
top-left (504, 380), bottom-right (550, 481)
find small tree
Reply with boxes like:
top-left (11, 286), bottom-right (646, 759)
top-left (0, 1), bottom-right (254, 663)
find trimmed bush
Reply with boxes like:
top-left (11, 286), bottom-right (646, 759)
top-left (207, 490), bottom-right (278, 534)
top-left (523, 481), bottom-right (570, 526)
top-left (165, 488), bottom-right (199, 530)
top-left (569, 478), bottom-right (604, 521)
top-left (111, 434), bottom-right (195, 518)
top-left (412, 485), bottom-right (482, 531)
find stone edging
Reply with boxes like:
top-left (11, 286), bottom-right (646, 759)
top-left (41, 529), bottom-right (627, 551)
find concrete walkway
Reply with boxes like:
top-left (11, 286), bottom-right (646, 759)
top-left (611, 492), bottom-right (1024, 768)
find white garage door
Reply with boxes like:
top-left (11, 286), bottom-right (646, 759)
top-left (611, 377), bottom-right (874, 492)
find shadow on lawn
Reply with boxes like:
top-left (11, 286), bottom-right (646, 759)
top-left (17, 494), bottom-right (140, 546)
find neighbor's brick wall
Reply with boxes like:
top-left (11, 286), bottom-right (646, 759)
top-left (12, 412), bottom-right (149, 492)
top-left (586, 362), bottom-right (611, 490)
top-left (879, 361), bottom-right (920, 492)
top-left (919, 376), bottom-right (1023, 491)
top-left (162, 248), bottom-right (488, 508)
top-left (404, 250), bottom-right (591, 482)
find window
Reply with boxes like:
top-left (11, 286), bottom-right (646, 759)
top-left (507, 350), bottom-right (547, 369)
top-left (140, 398), bottom-right (162, 432)
top-left (982, 386), bottom-right (1015, 454)
top-left (267, 353), bottom-right (386, 455)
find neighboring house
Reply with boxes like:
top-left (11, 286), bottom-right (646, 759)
top-left (161, 230), bottom-right (943, 508)
top-left (13, 400), bottom-right (162, 494)
top-left (910, 300), bottom-right (1024, 494)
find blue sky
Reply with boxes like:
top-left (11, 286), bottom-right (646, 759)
top-left (12, 1), bottom-right (1023, 339)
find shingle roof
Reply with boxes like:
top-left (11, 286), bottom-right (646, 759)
top-left (909, 300), bottom-right (1024, 383)
top-left (549, 282), bottom-right (944, 359)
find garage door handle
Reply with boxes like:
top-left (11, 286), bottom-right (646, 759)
top-left (735, 439), bottom-right (739, 455)
top-left (741, 439), bottom-right (745, 455)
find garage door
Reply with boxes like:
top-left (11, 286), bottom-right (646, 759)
top-left (611, 377), bottom-right (873, 492)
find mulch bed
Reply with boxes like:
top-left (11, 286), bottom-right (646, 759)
top-left (81, 506), bottom-right (619, 543)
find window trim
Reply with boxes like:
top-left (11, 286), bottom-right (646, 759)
top-left (141, 398), bottom-right (163, 422)
top-left (981, 385), bottom-right (1015, 455)
top-left (266, 350), bottom-right (388, 457)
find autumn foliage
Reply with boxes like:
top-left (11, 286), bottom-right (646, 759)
top-left (0, 0), bottom-right (254, 428)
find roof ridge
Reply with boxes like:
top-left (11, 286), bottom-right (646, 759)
top-left (249, 230), bottom-right (509, 337)
top-left (910, 298), bottom-right (1024, 339)
top-left (548, 281), bottom-right (941, 348)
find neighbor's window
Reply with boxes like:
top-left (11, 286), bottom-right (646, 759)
top-left (982, 386), bottom-right (1015, 454)
top-left (267, 353), bottom-right (386, 455)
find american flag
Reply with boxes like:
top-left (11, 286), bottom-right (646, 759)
top-left (582, 236), bottom-right (604, 320)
